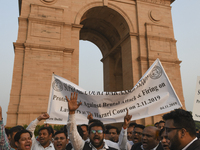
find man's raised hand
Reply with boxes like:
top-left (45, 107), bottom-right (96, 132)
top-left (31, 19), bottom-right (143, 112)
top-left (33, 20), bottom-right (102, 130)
top-left (123, 108), bottom-right (132, 129)
top-left (66, 92), bottom-right (82, 114)
top-left (87, 112), bottom-right (93, 120)
top-left (37, 113), bottom-right (50, 121)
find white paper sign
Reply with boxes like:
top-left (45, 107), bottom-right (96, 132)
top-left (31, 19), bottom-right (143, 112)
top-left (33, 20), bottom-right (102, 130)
top-left (192, 76), bottom-right (200, 121)
top-left (46, 59), bottom-right (182, 124)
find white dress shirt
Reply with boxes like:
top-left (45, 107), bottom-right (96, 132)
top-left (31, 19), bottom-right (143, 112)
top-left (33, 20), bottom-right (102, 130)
top-left (67, 114), bottom-right (127, 150)
top-left (27, 118), bottom-right (55, 150)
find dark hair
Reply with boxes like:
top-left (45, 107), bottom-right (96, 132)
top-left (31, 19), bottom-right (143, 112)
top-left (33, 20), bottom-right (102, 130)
top-left (129, 122), bottom-right (137, 128)
top-left (88, 120), bottom-right (105, 134)
top-left (77, 125), bottom-right (83, 138)
top-left (38, 127), bottom-right (52, 136)
top-left (108, 126), bottom-right (120, 134)
top-left (81, 124), bottom-right (88, 131)
top-left (134, 124), bottom-right (145, 130)
top-left (162, 109), bottom-right (196, 137)
top-left (10, 126), bottom-right (24, 137)
top-left (159, 120), bottom-right (165, 124)
top-left (105, 125), bottom-right (112, 134)
top-left (63, 125), bottom-right (68, 134)
top-left (5, 128), bottom-right (10, 137)
top-left (154, 122), bottom-right (159, 127)
top-left (88, 119), bottom-right (101, 125)
top-left (14, 129), bottom-right (32, 142)
top-left (54, 130), bottom-right (68, 139)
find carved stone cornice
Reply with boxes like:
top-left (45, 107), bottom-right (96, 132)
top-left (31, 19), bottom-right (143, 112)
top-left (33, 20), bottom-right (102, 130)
top-left (13, 42), bottom-right (74, 53)
top-left (136, 0), bottom-right (173, 6)
top-left (137, 56), bottom-right (181, 64)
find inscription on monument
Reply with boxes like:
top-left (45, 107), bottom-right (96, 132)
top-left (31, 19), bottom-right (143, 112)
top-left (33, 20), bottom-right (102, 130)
top-left (30, 4), bottom-right (63, 21)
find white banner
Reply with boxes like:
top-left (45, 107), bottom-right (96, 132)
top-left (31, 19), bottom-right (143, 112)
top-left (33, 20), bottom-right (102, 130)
top-left (46, 59), bottom-right (182, 125)
top-left (192, 76), bottom-right (200, 121)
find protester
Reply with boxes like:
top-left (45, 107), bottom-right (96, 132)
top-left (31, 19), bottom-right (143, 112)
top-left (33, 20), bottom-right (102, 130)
top-left (154, 122), bottom-right (159, 128)
top-left (14, 129), bottom-right (32, 150)
top-left (53, 130), bottom-right (68, 150)
top-left (159, 128), bottom-right (170, 150)
top-left (10, 126), bottom-right (25, 149)
top-left (65, 125), bottom-right (84, 150)
top-left (158, 121), bottom-right (165, 130)
top-left (0, 106), bottom-right (13, 150)
top-left (26, 113), bottom-right (55, 150)
top-left (131, 126), bottom-right (163, 150)
top-left (163, 109), bottom-right (200, 150)
top-left (108, 126), bottom-right (120, 143)
top-left (105, 125), bottom-right (112, 140)
top-left (132, 124), bottom-right (145, 145)
top-left (127, 123), bottom-right (137, 142)
top-left (81, 124), bottom-right (89, 141)
top-left (66, 92), bottom-right (129, 150)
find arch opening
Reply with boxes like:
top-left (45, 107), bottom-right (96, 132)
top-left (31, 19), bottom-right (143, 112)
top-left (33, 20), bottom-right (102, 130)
top-left (79, 6), bottom-right (130, 91)
top-left (79, 40), bottom-right (103, 91)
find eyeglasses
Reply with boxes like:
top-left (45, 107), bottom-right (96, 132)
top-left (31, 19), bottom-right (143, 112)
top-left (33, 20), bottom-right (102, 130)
top-left (54, 137), bottom-right (66, 141)
top-left (132, 131), bottom-right (142, 135)
top-left (91, 130), bottom-right (103, 134)
top-left (165, 127), bottom-right (182, 133)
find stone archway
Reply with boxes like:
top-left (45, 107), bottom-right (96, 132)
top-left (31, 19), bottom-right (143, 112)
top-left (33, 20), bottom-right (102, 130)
top-left (79, 6), bottom-right (132, 92)
top-left (7, 0), bottom-right (184, 127)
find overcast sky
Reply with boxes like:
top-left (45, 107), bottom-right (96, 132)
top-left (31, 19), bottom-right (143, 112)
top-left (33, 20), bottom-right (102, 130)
top-left (0, 0), bottom-right (200, 125)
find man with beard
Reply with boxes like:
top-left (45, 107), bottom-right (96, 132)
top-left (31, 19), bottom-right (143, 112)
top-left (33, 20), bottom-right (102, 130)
top-left (54, 130), bottom-right (68, 150)
top-left (131, 126), bottom-right (163, 150)
top-left (159, 128), bottom-right (170, 150)
top-left (27, 113), bottom-right (55, 150)
top-left (66, 92), bottom-right (120, 150)
top-left (163, 109), bottom-right (200, 150)
top-left (14, 129), bottom-right (32, 150)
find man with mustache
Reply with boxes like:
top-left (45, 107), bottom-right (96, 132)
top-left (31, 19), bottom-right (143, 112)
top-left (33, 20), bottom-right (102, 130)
top-left (131, 124), bottom-right (145, 145)
top-left (54, 130), bottom-right (68, 150)
top-left (159, 128), bottom-right (170, 150)
top-left (26, 113), bottom-right (55, 150)
top-left (163, 109), bottom-right (200, 150)
top-left (66, 92), bottom-right (120, 150)
top-left (127, 123), bottom-right (137, 142)
top-left (14, 129), bottom-right (32, 150)
top-left (131, 126), bottom-right (163, 150)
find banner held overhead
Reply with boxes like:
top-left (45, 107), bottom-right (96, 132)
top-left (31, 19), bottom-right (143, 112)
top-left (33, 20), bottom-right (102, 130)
top-left (46, 59), bottom-right (182, 125)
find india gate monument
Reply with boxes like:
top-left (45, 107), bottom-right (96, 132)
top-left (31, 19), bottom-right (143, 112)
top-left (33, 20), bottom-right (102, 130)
top-left (7, 0), bottom-right (185, 127)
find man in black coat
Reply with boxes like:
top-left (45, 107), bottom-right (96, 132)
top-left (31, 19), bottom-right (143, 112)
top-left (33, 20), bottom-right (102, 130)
top-left (131, 126), bottom-right (163, 150)
top-left (163, 109), bottom-right (200, 150)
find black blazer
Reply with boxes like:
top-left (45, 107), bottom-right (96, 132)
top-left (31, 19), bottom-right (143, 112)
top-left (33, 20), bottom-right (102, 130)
top-left (131, 142), bottom-right (163, 150)
top-left (186, 139), bottom-right (200, 150)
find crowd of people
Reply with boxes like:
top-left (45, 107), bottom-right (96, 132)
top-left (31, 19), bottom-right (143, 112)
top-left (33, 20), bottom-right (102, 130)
top-left (1, 92), bottom-right (200, 150)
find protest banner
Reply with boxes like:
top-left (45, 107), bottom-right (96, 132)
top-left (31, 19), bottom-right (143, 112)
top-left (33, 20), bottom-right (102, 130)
top-left (46, 59), bottom-right (182, 124)
top-left (192, 76), bottom-right (200, 121)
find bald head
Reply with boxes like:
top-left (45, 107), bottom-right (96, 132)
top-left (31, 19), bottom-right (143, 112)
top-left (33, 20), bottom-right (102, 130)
top-left (142, 126), bottom-right (160, 150)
